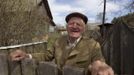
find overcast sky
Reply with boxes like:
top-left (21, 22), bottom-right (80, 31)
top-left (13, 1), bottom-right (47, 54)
top-left (48, 0), bottom-right (130, 26)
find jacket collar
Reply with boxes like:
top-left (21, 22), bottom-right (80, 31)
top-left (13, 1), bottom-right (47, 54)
top-left (67, 36), bottom-right (82, 49)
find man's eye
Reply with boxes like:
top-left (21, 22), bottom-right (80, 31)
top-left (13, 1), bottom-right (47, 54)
top-left (77, 24), bottom-right (81, 26)
top-left (68, 23), bottom-right (74, 25)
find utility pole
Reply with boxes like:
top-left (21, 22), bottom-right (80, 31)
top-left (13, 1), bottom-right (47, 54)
top-left (102, 0), bottom-right (107, 37)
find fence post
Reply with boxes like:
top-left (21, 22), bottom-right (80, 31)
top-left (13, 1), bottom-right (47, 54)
top-left (21, 58), bottom-right (37, 75)
top-left (9, 61), bottom-right (22, 75)
top-left (0, 54), bottom-right (8, 75)
top-left (63, 66), bottom-right (84, 75)
top-left (37, 62), bottom-right (58, 75)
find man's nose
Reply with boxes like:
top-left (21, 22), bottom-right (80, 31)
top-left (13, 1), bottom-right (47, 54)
top-left (73, 23), bottom-right (77, 27)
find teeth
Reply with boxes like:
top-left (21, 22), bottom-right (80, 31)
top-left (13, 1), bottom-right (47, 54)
top-left (72, 31), bottom-right (79, 32)
top-left (71, 30), bottom-right (78, 31)
top-left (70, 29), bottom-right (80, 32)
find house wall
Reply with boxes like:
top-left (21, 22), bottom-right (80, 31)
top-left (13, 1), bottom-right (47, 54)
top-left (0, 0), bottom-right (53, 46)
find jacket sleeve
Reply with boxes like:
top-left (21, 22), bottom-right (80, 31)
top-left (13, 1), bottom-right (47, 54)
top-left (30, 35), bottom-right (61, 62)
top-left (91, 42), bottom-right (105, 62)
top-left (31, 48), bottom-right (54, 62)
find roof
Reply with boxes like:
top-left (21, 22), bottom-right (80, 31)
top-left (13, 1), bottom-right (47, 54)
top-left (41, 0), bottom-right (56, 26)
top-left (98, 23), bottom-right (113, 28)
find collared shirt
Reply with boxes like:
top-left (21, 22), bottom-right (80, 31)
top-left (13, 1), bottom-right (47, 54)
top-left (67, 36), bottom-right (82, 50)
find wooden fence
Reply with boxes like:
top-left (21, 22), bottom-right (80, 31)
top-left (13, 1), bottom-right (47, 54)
top-left (0, 54), bottom-right (85, 75)
top-left (101, 19), bottom-right (134, 75)
top-left (0, 41), bottom-right (85, 75)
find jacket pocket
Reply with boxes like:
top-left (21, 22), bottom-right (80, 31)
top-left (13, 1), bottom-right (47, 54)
top-left (76, 58), bottom-right (88, 64)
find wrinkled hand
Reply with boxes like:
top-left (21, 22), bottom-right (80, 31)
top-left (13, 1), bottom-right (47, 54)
top-left (10, 49), bottom-right (28, 61)
top-left (89, 60), bottom-right (114, 75)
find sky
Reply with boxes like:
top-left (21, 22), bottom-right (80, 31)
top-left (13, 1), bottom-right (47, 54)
top-left (48, 0), bottom-right (130, 26)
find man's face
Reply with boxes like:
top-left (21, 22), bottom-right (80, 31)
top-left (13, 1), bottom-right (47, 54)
top-left (67, 17), bottom-right (86, 38)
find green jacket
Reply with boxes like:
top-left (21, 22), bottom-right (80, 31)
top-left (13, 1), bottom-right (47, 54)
top-left (32, 35), bottom-right (104, 69)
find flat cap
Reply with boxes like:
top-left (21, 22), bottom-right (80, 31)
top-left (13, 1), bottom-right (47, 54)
top-left (65, 12), bottom-right (88, 24)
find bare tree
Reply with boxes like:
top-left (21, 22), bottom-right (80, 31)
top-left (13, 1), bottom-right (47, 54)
top-left (96, 12), bottom-right (108, 23)
top-left (0, 0), bottom-right (51, 46)
top-left (109, 0), bottom-right (134, 12)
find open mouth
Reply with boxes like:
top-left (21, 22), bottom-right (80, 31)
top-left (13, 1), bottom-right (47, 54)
top-left (68, 28), bottom-right (81, 37)
top-left (70, 28), bottom-right (80, 33)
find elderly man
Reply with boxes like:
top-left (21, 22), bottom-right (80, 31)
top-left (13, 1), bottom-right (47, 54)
top-left (10, 12), bottom-right (114, 75)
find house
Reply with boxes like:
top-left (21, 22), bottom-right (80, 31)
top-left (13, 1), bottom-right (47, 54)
top-left (0, 0), bottom-right (55, 46)
top-left (55, 26), bottom-right (67, 35)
